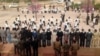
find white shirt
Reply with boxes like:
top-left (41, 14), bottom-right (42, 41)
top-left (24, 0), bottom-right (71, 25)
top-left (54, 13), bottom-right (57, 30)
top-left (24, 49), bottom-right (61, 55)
top-left (31, 18), bottom-right (36, 21)
top-left (93, 18), bottom-right (96, 23)
top-left (42, 18), bottom-right (45, 22)
top-left (33, 25), bottom-right (37, 30)
top-left (5, 23), bottom-right (9, 28)
top-left (17, 17), bottom-right (20, 21)
top-left (46, 25), bottom-right (50, 30)
top-left (12, 24), bottom-right (16, 28)
top-left (50, 18), bottom-right (53, 22)
top-left (21, 23), bottom-right (25, 28)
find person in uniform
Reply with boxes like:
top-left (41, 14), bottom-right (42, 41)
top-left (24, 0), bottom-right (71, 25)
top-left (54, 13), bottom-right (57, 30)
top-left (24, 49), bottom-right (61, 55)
top-left (71, 40), bottom-right (80, 56)
top-left (62, 41), bottom-right (70, 56)
top-left (53, 38), bottom-right (61, 56)
top-left (91, 29), bottom-right (99, 48)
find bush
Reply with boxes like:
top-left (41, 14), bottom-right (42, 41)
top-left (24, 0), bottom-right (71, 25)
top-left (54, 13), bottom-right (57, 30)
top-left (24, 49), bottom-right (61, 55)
top-left (94, 3), bottom-right (100, 10)
top-left (71, 2), bottom-right (81, 9)
top-left (24, 0), bottom-right (31, 3)
top-left (4, 0), bottom-right (19, 3)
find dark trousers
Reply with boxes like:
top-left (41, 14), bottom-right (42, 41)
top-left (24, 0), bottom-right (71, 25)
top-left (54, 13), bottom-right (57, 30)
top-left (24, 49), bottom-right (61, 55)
top-left (32, 47), bottom-right (38, 56)
top-left (63, 52), bottom-right (69, 56)
top-left (25, 46), bottom-right (31, 56)
top-left (14, 44), bottom-right (20, 54)
top-left (86, 40), bottom-right (91, 47)
top-left (42, 40), bottom-right (46, 47)
top-left (86, 20), bottom-right (89, 25)
top-left (55, 50), bottom-right (61, 56)
top-left (80, 39), bottom-right (85, 47)
top-left (72, 51), bottom-right (77, 56)
top-left (38, 40), bottom-right (41, 47)
top-left (69, 38), bottom-right (73, 46)
top-left (58, 37), bottom-right (62, 46)
top-left (47, 39), bottom-right (51, 46)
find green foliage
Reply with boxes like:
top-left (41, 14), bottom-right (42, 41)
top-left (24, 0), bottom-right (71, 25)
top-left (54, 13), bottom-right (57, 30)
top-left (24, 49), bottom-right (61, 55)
top-left (0, 0), bottom-right (20, 3)
top-left (38, 0), bottom-right (48, 1)
top-left (94, 3), bottom-right (100, 10)
top-left (71, 2), bottom-right (81, 9)
top-left (24, 0), bottom-right (31, 3)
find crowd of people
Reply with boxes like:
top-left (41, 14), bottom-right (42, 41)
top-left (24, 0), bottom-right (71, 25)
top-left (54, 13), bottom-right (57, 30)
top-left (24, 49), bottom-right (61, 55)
top-left (0, 3), bottom-right (100, 56)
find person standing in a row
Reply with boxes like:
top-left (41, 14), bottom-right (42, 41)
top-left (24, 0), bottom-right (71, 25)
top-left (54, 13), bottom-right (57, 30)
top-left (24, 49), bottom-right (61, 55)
top-left (56, 28), bottom-right (63, 46)
top-left (46, 29), bottom-right (52, 46)
top-left (86, 29), bottom-right (93, 47)
top-left (80, 29), bottom-right (86, 47)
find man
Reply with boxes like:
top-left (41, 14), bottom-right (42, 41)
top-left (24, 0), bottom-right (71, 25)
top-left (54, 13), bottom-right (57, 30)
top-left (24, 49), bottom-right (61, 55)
top-left (56, 28), bottom-right (63, 46)
top-left (31, 39), bottom-right (39, 56)
top-left (41, 29), bottom-right (47, 47)
top-left (61, 11), bottom-right (65, 22)
top-left (6, 28), bottom-right (12, 43)
top-left (41, 16), bottom-right (45, 26)
top-left (63, 41), bottom-right (70, 56)
top-left (91, 12), bottom-right (94, 21)
top-left (92, 17), bottom-right (96, 28)
top-left (74, 17), bottom-right (80, 30)
top-left (63, 30), bottom-right (70, 44)
top-left (69, 29), bottom-right (75, 46)
top-left (32, 16), bottom-right (36, 24)
top-left (74, 29), bottom-right (80, 45)
top-left (86, 14), bottom-right (90, 25)
top-left (46, 29), bottom-right (52, 46)
top-left (71, 40), bottom-right (80, 56)
top-left (80, 29), bottom-right (86, 47)
top-left (25, 29), bottom-right (32, 56)
top-left (53, 38), bottom-right (61, 56)
top-left (0, 27), bottom-right (6, 43)
top-left (50, 16), bottom-right (54, 25)
top-left (86, 29), bottom-right (93, 47)
top-left (95, 14), bottom-right (99, 25)
top-left (5, 21), bottom-right (9, 29)
top-left (32, 29), bottom-right (38, 40)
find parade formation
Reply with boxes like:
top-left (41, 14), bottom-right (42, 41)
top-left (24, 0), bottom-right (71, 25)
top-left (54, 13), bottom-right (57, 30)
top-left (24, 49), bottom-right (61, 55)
top-left (0, 0), bottom-right (100, 56)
